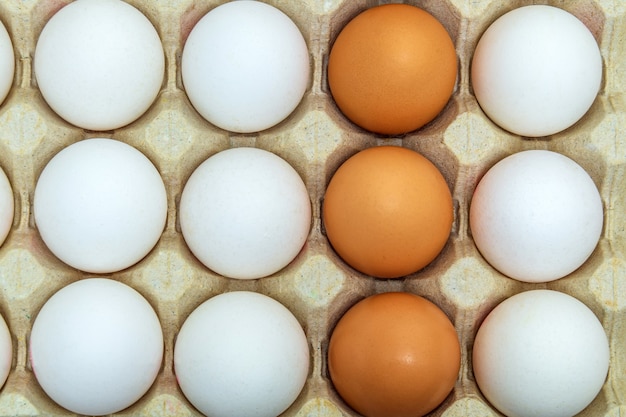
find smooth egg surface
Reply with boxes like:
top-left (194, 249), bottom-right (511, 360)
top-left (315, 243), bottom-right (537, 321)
top-left (0, 314), bottom-right (11, 392)
top-left (34, 0), bottom-right (165, 130)
top-left (473, 289), bottom-right (609, 417)
top-left (469, 149), bottom-right (603, 282)
top-left (182, 0), bottom-right (310, 133)
top-left (29, 278), bottom-right (164, 416)
top-left (471, 5), bottom-right (602, 137)
top-left (33, 138), bottom-right (167, 274)
top-left (0, 166), bottom-right (13, 248)
top-left (323, 146), bottom-right (453, 278)
top-left (328, 292), bottom-right (461, 417)
top-left (174, 291), bottom-right (309, 417)
top-left (0, 18), bottom-right (13, 106)
top-left (179, 147), bottom-right (311, 280)
top-left (328, 4), bottom-right (457, 135)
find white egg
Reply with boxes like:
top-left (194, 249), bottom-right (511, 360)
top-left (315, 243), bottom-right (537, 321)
top-left (179, 147), bottom-right (311, 279)
top-left (34, 138), bottom-right (167, 273)
top-left (473, 289), bottom-right (609, 417)
top-left (174, 291), bottom-right (309, 417)
top-left (29, 278), bottom-right (164, 416)
top-left (181, 0), bottom-right (310, 133)
top-left (34, 0), bottom-right (164, 130)
top-left (0, 19), bottom-right (14, 106)
top-left (0, 166), bottom-right (13, 247)
top-left (0, 313), bottom-right (11, 390)
top-left (469, 150), bottom-right (603, 282)
top-left (471, 5), bottom-right (602, 137)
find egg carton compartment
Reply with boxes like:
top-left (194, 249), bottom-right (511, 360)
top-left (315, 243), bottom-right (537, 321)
top-left (0, 0), bottom-right (622, 416)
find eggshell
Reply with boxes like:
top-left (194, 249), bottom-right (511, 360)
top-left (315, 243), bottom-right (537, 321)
top-left (328, 292), bottom-right (460, 417)
top-left (0, 18), bottom-right (14, 106)
top-left (323, 146), bottom-right (453, 278)
top-left (471, 5), bottom-right (602, 137)
top-left (473, 289), bottom-right (609, 417)
top-left (174, 291), bottom-right (309, 417)
top-left (182, 0), bottom-right (310, 133)
top-left (33, 138), bottom-right (167, 273)
top-left (469, 150), bottom-right (603, 282)
top-left (0, 313), bottom-right (11, 391)
top-left (34, 0), bottom-right (165, 130)
top-left (0, 166), bottom-right (13, 248)
top-left (29, 278), bottom-right (164, 416)
top-left (328, 4), bottom-right (457, 135)
top-left (179, 147), bottom-right (311, 280)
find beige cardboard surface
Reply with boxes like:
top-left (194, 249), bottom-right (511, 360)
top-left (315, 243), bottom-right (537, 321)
top-left (0, 0), bottom-right (623, 416)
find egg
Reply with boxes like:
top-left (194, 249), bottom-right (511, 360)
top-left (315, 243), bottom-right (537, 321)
top-left (0, 18), bottom-right (14, 106)
top-left (33, 138), bottom-right (167, 273)
top-left (328, 292), bottom-right (460, 417)
top-left (473, 289), bottom-right (609, 417)
top-left (0, 166), bottom-right (13, 248)
top-left (471, 5), bottom-right (602, 137)
top-left (179, 147), bottom-right (311, 280)
top-left (29, 278), bottom-right (164, 416)
top-left (323, 146), bottom-right (453, 278)
top-left (34, 0), bottom-right (164, 130)
top-left (0, 313), bottom-right (11, 391)
top-left (469, 150), bottom-right (603, 282)
top-left (328, 4), bottom-right (457, 135)
top-left (174, 291), bottom-right (309, 417)
top-left (182, 0), bottom-right (310, 133)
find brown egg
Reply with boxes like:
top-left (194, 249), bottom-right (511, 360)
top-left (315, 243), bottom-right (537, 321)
top-left (328, 292), bottom-right (461, 417)
top-left (322, 146), bottom-right (453, 278)
top-left (328, 4), bottom-right (457, 135)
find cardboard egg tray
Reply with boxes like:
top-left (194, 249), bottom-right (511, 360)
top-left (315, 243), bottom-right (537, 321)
top-left (0, 0), bottom-right (623, 415)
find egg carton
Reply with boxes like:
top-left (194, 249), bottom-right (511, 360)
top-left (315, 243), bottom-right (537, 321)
top-left (0, 0), bottom-right (623, 416)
